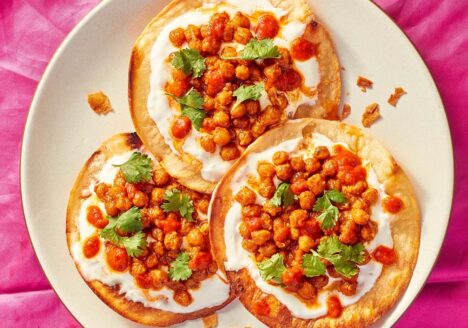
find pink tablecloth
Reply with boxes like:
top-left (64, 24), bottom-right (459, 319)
top-left (0, 0), bottom-right (467, 326)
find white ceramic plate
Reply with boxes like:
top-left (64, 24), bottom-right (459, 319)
top-left (21, 0), bottom-right (453, 327)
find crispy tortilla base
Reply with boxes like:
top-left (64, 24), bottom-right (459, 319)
top-left (210, 119), bottom-right (420, 327)
top-left (66, 133), bottom-right (233, 327)
top-left (129, 0), bottom-right (341, 194)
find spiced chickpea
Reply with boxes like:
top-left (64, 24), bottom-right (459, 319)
top-left (203, 95), bottom-right (215, 111)
top-left (230, 103), bottom-right (246, 118)
top-left (232, 116), bottom-right (250, 129)
top-left (213, 127), bottom-right (231, 146)
top-left (115, 195), bottom-right (132, 212)
top-left (174, 290), bottom-right (192, 306)
top-left (151, 188), bottom-right (165, 205)
top-left (242, 205), bottom-right (262, 218)
top-left (169, 27), bottom-right (186, 47)
top-left (188, 39), bottom-right (202, 51)
top-left (307, 174), bottom-right (326, 195)
top-left (362, 187), bottom-right (379, 205)
top-left (184, 25), bottom-right (201, 41)
top-left (251, 230), bottom-right (272, 246)
top-left (298, 281), bottom-right (316, 300)
top-left (235, 186), bottom-right (257, 206)
top-left (202, 117), bottom-right (216, 131)
top-left (305, 157), bottom-right (321, 174)
top-left (223, 22), bottom-right (235, 42)
top-left (264, 200), bottom-right (282, 217)
top-left (232, 11), bottom-right (250, 28)
top-left (213, 110), bottom-right (231, 127)
top-left (235, 65), bottom-right (250, 80)
top-left (272, 151), bottom-right (289, 165)
top-left (202, 36), bottom-right (221, 55)
top-left (258, 242), bottom-right (277, 259)
top-left (339, 219), bottom-right (358, 245)
top-left (153, 167), bottom-right (170, 186)
top-left (275, 164), bottom-right (294, 182)
top-left (220, 46), bottom-right (237, 58)
top-left (105, 201), bottom-right (119, 217)
top-left (133, 191), bottom-right (149, 208)
top-left (298, 235), bottom-right (314, 252)
top-left (245, 100), bottom-right (260, 115)
top-left (196, 198), bottom-right (210, 214)
top-left (200, 24), bottom-right (210, 38)
top-left (257, 162), bottom-right (276, 179)
top-left (290, 157), bottom-right (305, 171)
top-left (360, 221), bottom-right (377, 241)
top-left (164, 231), bottom-right (182, 251)
top-left (234, 27), bottom-right (253, 44)
top-left (351, 208), bottom-right (370, 225)
top-left (299, 191), bottom-right (315, 210)
top-left (187, 228), bottom-right (205, 247)
top-left (218, 61), bottom-right (235, 80)
top-left (322, 159), bottom-right (338, 177)
top-left (314, 146), bottom-right (330, 160)
top-left (258, 179), bottom-right (276, 198)
top-left (290, 209), bottom-right (308, 228)
top-left (236, 129), bottom-right (254, 147)
top-left (264, 64), bottom-right (282, 81)
top-left (259, 105), bottom-right (282, 126)
top-left (339, 281), bottom-right (357, 296)
top-left (251, 121), bottom-right (266, 138)
top-left (220, 144), bottom-right (240, 161)
top-left (199, 134), bottom-right (216, 153)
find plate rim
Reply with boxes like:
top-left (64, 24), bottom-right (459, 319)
top-left (19, 0), bottom-right (455, 326)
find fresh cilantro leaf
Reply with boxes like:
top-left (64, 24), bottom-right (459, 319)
top-left (113, 152), bottom-right (153, 183)
top-left (317, 206), bottom-right (339, 230)
top-left (167, 89), bottom-right (206, 130)
top-left (241, 39), bottom-right (280, 60)
top-left (161, 189), bottom-right (194, 222)
top-left (181, 107), bottom-right (206, 130)
top-left (113, 207), bottom-right (142, 233)
top-left (270, 183), bottom-right (295, 207)
top-left (232, 83), bottom-right (264, 109)
top-left (100, 218), bottom-right (120, 244)
top-left (169, 252), bottom-right (192, 281)
top-left (257, 253), bottom-right (286, 284)
top-left (100, 211), bottom-right (146, 257)
top-left (325, 190), bottom-right (347, 203)
top-left (313, 190), bottom-right (347, 229)
top-left (171, 48), bottom-right (206, 78)
top-left (302, 253), bottom-right (326, 277)
top-left (122, 232), bottom-right (147, 257)
top-left (315, 236), bottom-right (365, 278)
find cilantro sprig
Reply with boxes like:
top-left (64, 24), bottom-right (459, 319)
top-left (167, 89), bottom-right (206, 130)
top-left (169, 252), bottom-right (192, 281)
top-left (313, 190), bottom-right (347, 229)
top-left (113, 152), bottom-right (153, 183)
top-left (304, 236), bottom-right (365, 278)
top-left (223, 38), bottom-right (280, 60)
top-left (257, 253), bottom-right (286, 284)
top-left (161, 188), bottom-right (194, 222)
top-left (100, 207), bottom-right (147, 257)
top-left (171, 48), bottom-right (206, 78)
top-left (270, 183), bottom-right (295, 208)
top-left (232, 83), bottom-right (264, 109)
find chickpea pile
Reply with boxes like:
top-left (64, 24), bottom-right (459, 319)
top-left (235, 144), bottom-right (383, 303)
top-left (84, 165), bottom-right (218, 307)
top-left (167, 11), bottom-right (309, 161)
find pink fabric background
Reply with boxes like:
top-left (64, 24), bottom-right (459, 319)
top-left (0, 0), bottom-right (466, 326)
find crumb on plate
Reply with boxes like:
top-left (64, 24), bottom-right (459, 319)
top-left (202, 314), bottom-right (218, 328)
top-left (388, 87), bottom-right (406, 107)
top-left (362, 103), bottom-right (380, 128)
top-left (87, 91), bottom-right (113, 115)
top-left (340, 103), bottom-right (351, 120)
top-left (357, 76), bottom-right (373, 92)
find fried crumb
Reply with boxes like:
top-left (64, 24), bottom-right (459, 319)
top-left (388, 87), bottom-right (406, 107)
top-left (202, 314), bottom-right (218, 328)
top-left (340, 103), bottom-right (351, 120)
top-left (357, 76), bottom-right (373, 92)
top-left (88, 91), bottom-right (113, 115)
top-left (362, 103), bottom-right (381, 128)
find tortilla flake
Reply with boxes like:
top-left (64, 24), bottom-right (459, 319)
top-left (362, 103), bottom-right (380, 128)
top-left (88, 91), bottom-right (113, 115)
top-left (388, 87), bottom-right (406, 107)
top-left (340, 103), bottom-right (351, 120)
top-left (357, 76), bottom-right (373, 92)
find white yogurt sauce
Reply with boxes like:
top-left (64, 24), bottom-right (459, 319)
top-left (147, 0), bottom-right (319, 183)
top-left (224, 133), bottom-right (393, 319)
top-left (73, 153), bottom-right (230, 313)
